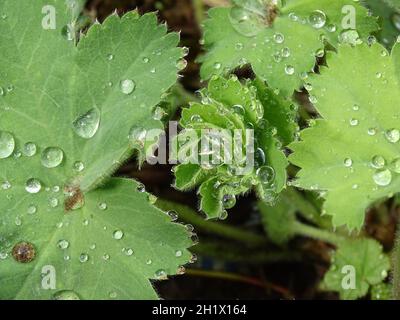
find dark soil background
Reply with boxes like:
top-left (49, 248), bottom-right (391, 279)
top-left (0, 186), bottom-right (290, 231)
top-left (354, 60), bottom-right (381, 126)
top-left (83, 0), bottom-right (396, 300)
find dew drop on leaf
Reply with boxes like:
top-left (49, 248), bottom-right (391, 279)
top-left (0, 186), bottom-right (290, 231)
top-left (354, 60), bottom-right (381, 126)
top-left (53, 290), bottom-right (80, 300)
top-left (371, 155), bottom-right (386, 169)
top-left (343, 158), bottom-right (353, 167)
top-left (273, 33), bottom-right (285, 44)
top-left (25, 178), bottom-right (42, 194)
top-left (308, 10), bottom-right (326, 29)
top-left (41, 147), bottom-right (64, 168)
top-left (98, 202), bottom-right (107, 210)
top-left (167, 210), bottom-right (178, 221)
top-left (385, 129), bottom-right (400, 143)
top-left (57, 239), bottom-right (69, 250)
top-left (373, 169), bottom-right (392, 187)
top-left (128, 126), bottom-right (147, 148)
top-left (23, 142), bottom-right (37, 157)
top-left (1, 180), bottom-right (11, 190)
top-left (222, 194), bottom-right (236, 209)
top-left (0, 131), bottom-right (15, 159)
top-left (73, 161), bottom-right (85, 172)
top-left (155, 269), bottom-right (167, 280)
top-left (175, 250), bottom-right (183, 257)
top-left (285, 65), bottom-right (295, 75)
top-left (113, 230), bottom-right (124, 240)
top-left (72, 107), bottom-right (101, 139)
top-left (79, 253), bottom-right (89, 263)
top-left (27, 205), bottom-right (37, 215)
top-left (256, 166), bottom-right (275, 187)
top-left (12, 241), bottom-right (36, 263)
top-left (368, 128), bottom-right (377, 136)
top-left (48, 197), bottom-right (59, 208)
top-left (124, 248), bottom-right (134, 256)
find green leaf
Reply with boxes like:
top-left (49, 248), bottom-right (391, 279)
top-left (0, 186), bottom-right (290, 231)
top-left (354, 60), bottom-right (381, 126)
top-left (370, 282), bottom-right (393, 300)
top-left (321, 238), bottom-right (390, 300)
top-left (0, 0), bottom-right (191, 299)
top-left (363, 0), bottom-right (400, 48)
top-left (289, 42), bottom-right (400, 230)
top-left (200, 0), bottom-right (378, 96)
top-left (173, 75), bottom-right (294, 218)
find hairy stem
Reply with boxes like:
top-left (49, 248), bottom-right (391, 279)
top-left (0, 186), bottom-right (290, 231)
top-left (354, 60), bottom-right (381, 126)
top-left (392, 222), bottom-right (400, 299)
top-left (156, 199), bottom-right (268, 247)
top-left (292, 221), bottom-right (344, 246)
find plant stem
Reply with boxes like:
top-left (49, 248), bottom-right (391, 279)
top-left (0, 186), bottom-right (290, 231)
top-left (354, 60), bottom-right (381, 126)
top-left (392, 222), bottom-right (400, 300)
top-left (156, 199), bottom-right (268, 247)
top-left (292, 221), bottom-right (344, 245)
top-left (185, 268), bottom-right (293, 298)
top-left (192, 0), bottom-right (205, 26)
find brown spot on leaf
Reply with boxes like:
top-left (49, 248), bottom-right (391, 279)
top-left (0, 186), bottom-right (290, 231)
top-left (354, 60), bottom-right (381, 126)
top-left (12, 242), bottom-right (36, 263)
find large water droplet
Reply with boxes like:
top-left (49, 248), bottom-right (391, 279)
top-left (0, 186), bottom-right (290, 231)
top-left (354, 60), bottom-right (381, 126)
top-left (256, 166), bottom-right (275, 187)
top-left (385, 129), bottom-right (400, 143)
top-left (371, 155), bottom-right (386, 169)
top-left (0, 131), bottom-right (15, 159)
top-left (53, 290), bottom-right (80, 300)
top-left (12, 242), bottom-right (36, 263)
top-left (309, 10), bottom-right (326, 29)
top-left (373, 169), bottom-right (392, 187)
top-left (41, 147), bottom-right (64, 168)
top-left (390, 158), bottom-right (400, 173)
top-left (344, 158), bottom-right (353, 167)
top-left (120, 79), bottom-right (136, 95)
top-left (73, 107), bottom-right (101, 139)
top-left (155, 269), bottom-right (167, 280)
top-left (79, 253), bottom-right (89, 263)
top-left (222, 194), bottom-right (236, 209)
top-left (25, 178), bottom-right (42, 194)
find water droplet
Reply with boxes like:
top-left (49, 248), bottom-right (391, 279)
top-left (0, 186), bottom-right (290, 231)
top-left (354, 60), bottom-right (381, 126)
top-left (222, 194), bottom-right (236, 209)
top-left (109, 291), bottom-right (117, 299)
top-left (168, 210), bottom-right (178, 221)
top-left (128, 126), bottom-right (147, 148)
top-left (368, 128), bottom-right (377, 136)
top-left (120, 79), bottom-right (136, 95)
top-left (373, 169), bottom-right (392, 186)
top-left (152, 106), bottom-right (166, 121)
top-left (113, 230), bottom-right (124, 240)
top-left (107, 54), bottom-right (114, 61)
top-left (185, 224), bottom-right (194, 232)
top-left (281, 47), bottom-right (290, 58)
top-left (57, 240), bottom-right (69, 250)
top-left (79, 253), bottom-right (89, 263)
top-left (103, 254), bottom-right (110, 261)
top-left (371, 155), bottom-right (386, 169)
top-left (349, 118), bottom-right (358, 126)
top-left (256, 166), bottom-right (275, 187)
top-left (25, 178), bottom-right (42, 194)
top-left (344, 158), bottom-right (353, 167)
top-left (232, 104), bottom-right (245, 116)
top-left (0, 131), bottom-right (15, 159)
top-left (309, 10), bottom-right (326, 29)
top-left (381, 269), bottom-right (388, 278)
top-left (1, 180), bottom-right (11, 190)
top-left (98, 202), bottom-right (107, 210)
top-left (73, 107), bottom-right (101, 139)
top-left (385, 129), bottom-right (400, 143)
top-left (143, 57), bottom-right (149, 63)
top-left (41, 147), bottom-right (64, 168)
top-left (27, 205), bottom-right (37, 215)
top-left (155, 269), bottom-right (167, 280)
top-left (352, 104), bottom-right (360, 111)
top-left (49, 197), bottom-right (59, 208)
top-left (12, 242), bottom-right (35, 263)
top-left (228, 5), bottom-right (264, 37)
top-left (176, 59), bottom-right (187, 70)
top-left (213, 62), bottom-right (221, 70)
top-left (23, 142), bottom-right (37, 157)
top-left (235, 42), bottom-right (244, 51)
top-left (53, 290), bottom-right (80, 300)
top-left (124, 248), bottom-right (134, 256)
top-left (273, 33), bottom-right (285, 44)
top-left (175, 250), bottom-right (183, 257)
top-left (326, 24), bottom-right (336, 32)
top-left (285, 65), bottom-right (295, 75)
top-left (73, 161), bottom-right (85, 172)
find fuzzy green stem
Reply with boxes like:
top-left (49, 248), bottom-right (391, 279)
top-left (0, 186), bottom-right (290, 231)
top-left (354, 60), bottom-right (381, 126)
top-left (292, 221), bottom-right (344, 246)
top-left (156, 199), bottom-right (268, 247)
top-left (192, 0), bottom-right (205, 26)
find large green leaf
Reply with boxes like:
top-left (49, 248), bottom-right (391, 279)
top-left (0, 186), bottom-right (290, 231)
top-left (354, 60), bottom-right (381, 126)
top-left (290, 42), bottom-right (400, 230)
top-left (0, 0), bottom-right (191, 299)
top-left (200, 0), bottom-right (378, 96)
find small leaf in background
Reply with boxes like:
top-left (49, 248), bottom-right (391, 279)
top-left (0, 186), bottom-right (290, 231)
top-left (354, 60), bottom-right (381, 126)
top-left (0, 0), bottom-right (191, 299)
top-left (322, 238), bottom-right (390, 300)
top-left (289, 42), bottom-right (400, 230)
top-left (200, 0), bottom-right (378, 96)
top-left (173, 75), bottom-right (296, 219)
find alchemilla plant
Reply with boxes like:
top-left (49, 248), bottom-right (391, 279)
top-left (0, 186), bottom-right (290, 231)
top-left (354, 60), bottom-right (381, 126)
top-left (1, 0), bottom-right (400, 300)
